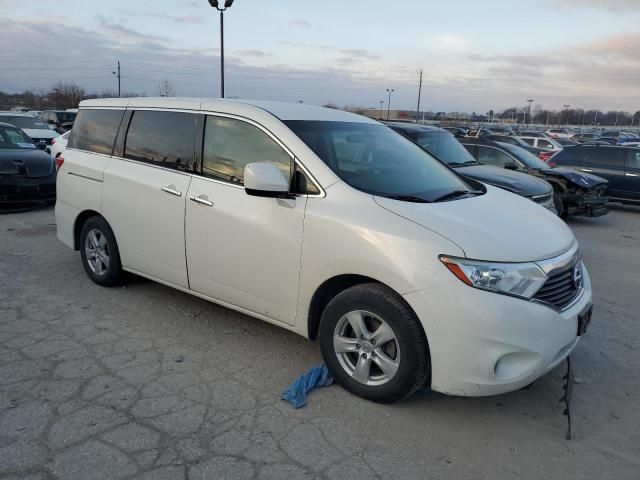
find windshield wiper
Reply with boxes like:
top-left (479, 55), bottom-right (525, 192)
top-left (461, 160), bottom-right (478, 166)
top-left (432, 190), bottom-right (477, 202)
top-left (385, 194), bottom-right (430, 203)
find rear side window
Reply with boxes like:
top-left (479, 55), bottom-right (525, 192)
top-left (202, 116), bottom-right (291, 185)
top-left (583, 148), bottom-right (627, 168)
top-left (521, 138), bottom-right (535, 146)
top-left (124, 110), bottom-right (196, 171)
top-left (69, 109), bottom-right (125, 155)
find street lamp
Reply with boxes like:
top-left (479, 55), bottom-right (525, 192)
top-left (386, 88), bottom-right (394, 120)
top-left (563, 104), bottom-right (571, 126)
top-left (379, 100), bottom-right (384, 119)
top-left (208, 0), bottom-right (235, 98)
top-left (526, 99), bottom-right (534, 124)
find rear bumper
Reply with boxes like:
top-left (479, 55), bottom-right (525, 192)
top-left (403, 267), bottom-right (592, 397)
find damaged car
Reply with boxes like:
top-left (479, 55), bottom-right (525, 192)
top-left (461, 137), bottom-right (609, 218)
top-left (387, 123), bottom-right (557, 214)
top-left (0, 122), bottom-right (56, 212)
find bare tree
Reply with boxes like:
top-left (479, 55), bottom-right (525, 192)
top-left (48, 82), bottom-right (86, 109)
top-left (156, 80), bottom-right (176, 97)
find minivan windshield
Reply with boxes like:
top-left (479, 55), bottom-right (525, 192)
top-left (285, 121), bottom-right (482, 203)
top-left (0, 116), bottom-right (49, 130)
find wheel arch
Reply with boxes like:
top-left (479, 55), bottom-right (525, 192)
top-left (307, 274), bottom-right (418, 341)
top-left (73, 209), bottom-right (105, 250)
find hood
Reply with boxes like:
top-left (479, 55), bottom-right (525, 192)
top-left (457, 165), bottom-right (551, 197)
top-left (22, 128), bottom-right (58, 139)
top-left (0, 149), bottom-right (54, 178)
top-left (374, 185), bottom-right (575, 262)
top-left (541, 167), bottom-right (608, 187)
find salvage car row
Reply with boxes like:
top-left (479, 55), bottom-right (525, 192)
top-left (1, 104), bottom-right (639, 217)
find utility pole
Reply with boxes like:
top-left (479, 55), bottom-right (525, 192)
top-left (112, 60), bottom-right (121, 98)
top-left (379, 100), bottom-right (384, 120)
top-left (416, 69), bottom-right (423, 123)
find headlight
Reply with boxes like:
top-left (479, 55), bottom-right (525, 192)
top-left (440, 256), bottom-right (547, 299)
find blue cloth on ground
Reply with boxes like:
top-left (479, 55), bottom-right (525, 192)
top-left (281, 364), bottom-right (334, 408)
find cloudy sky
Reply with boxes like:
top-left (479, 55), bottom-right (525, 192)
top-left (1, 0), bottom-right (639, 112)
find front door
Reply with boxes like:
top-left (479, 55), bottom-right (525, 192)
top-left (185, 114), bottom-right (305, 326)
top-left (102, 109), bottom-right (198, 288)
top-left (579, 147), bottom-right (627, 198)
top-left (622, 149), bottom-right (640, 201)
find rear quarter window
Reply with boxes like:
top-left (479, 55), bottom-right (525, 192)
top-left (68, 109), bottom-right (125, 155)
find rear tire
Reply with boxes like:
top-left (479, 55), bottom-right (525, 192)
top-left (79, 216), bottom-right (123, 287)
top-left (319, 283), bottom-right (430, 403)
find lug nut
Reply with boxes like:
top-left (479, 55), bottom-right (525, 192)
top-left (356, 344), bottom-right (361, 349)
top-left (361, 353), bottom-right (367, 359)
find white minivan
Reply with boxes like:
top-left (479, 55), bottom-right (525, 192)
top-left (56, 98), bottom-right (593, 402)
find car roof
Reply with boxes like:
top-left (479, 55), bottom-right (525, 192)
top-left (0, 112), bottom-right (36, 117)
top-left (78, 97), bottom-right (378, 124)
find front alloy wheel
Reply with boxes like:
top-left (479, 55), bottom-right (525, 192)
top-left (333, 310), bottom-right (400, 386)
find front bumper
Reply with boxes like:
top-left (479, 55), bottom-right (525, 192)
top-left (0, 176), bottom-right (56, 212)
top-left (403, 266), bottom-right (592, 396)
top-left (570, 196), bottom-right (609, 217)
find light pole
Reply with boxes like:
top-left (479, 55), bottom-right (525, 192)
top-left (386, 88), bottom-right (394, 120)
top-left (379, 100), bottom-right (384, 119)
top-left (112, 60), bottom-right (121, 98)
top-left (526, 99), bottom-right (534, 124)
top-left (208, 0), bottom-right (235, 98)
top-left (563, 104), bottom-right (571, 126)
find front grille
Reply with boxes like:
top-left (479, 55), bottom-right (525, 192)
top-left (532, 192), bottom-right (552, 204)
top-left (534, 260), bottom-right (582, 310)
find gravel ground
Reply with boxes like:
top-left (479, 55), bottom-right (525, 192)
top-left (0, 205), bottom-right (639, 480)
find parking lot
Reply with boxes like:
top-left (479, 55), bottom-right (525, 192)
top-left (0, 205), bottom-right (639, 480)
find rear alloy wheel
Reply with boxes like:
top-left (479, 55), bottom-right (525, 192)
top-left (319, 283), bottom-right (430, 403)
top-left (80, 216), bottom-right (123, 286)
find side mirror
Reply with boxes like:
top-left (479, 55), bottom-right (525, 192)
top-left (36, 140), bottom-right (47, 150)
top-left (244, 162), bottom-right (291, 198)
top-left (505, 162), bottom-right (518, 170)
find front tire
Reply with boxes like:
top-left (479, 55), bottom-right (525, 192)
top-left (79, 216), bottom-right (123, 287)
top-left (553, 192), bottom-right (567, 218)
top-left (319, 283), bottom-right (430, 403)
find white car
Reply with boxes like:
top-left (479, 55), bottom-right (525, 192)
top-left (56, 98), bottom-right (593, 402)
top-left (0, 112), bottom-right (58, 151)
top-left (545, 128), bottom-right (574, 139)
top-left (50, 131), bottom-right (70, 160)
top-left (518, 136), bottom-right (564, 152)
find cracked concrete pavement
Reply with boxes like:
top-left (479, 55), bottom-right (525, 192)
top-left (0, 206), bottom-right (639, 479)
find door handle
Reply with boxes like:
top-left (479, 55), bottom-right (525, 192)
top-left (626, 173), bottom-right (639, 177)
top-left (161, 185), bottom-right (182, 197)
top-left (579, 168), bottom-right (593, 172)
top-left (189, 195), bottom-right (214, 207)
